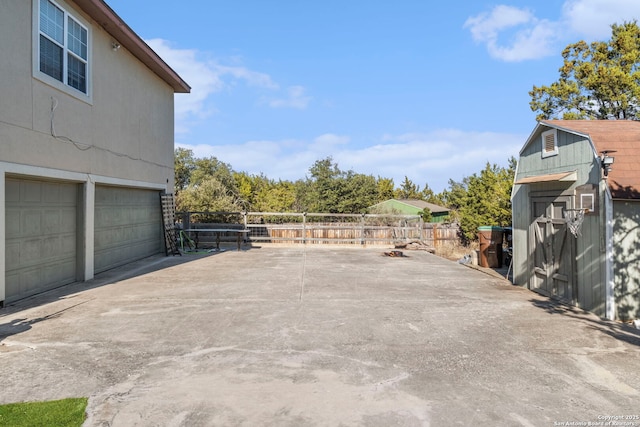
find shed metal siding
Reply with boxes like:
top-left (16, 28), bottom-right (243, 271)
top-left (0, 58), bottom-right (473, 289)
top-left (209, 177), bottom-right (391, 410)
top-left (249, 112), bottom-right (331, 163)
top-left (612, 200), bottom-right (640, 320)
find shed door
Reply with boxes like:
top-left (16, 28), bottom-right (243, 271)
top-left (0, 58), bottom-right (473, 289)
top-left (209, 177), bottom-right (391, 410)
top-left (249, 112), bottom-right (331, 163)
top-left (530, 197), bottom-right (575, 303)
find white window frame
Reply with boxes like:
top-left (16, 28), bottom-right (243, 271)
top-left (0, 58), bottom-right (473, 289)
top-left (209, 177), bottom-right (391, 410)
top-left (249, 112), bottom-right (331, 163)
top-left (580, 193), bottom-right (595, 213)
top-left (33, 0), bottom-right (92, 102)
top-left (541, 129), bottom-right (558, 158)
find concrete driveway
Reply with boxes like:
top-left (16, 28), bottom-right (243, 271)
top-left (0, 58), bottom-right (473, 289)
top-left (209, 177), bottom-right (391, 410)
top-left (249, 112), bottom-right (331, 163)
top-left (1, 246), bottom-right (639, 426)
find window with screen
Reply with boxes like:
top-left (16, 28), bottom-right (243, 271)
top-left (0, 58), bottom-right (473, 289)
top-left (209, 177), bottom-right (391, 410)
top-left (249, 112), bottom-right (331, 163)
top-left (38, 0), bottom-right (89, 95)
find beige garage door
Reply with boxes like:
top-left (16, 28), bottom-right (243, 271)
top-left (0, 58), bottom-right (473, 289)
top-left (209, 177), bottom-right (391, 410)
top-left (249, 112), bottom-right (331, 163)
top-left (5, 178), bottom-right (78, 302)
top-left (94, 186), bottom-right (162, 273)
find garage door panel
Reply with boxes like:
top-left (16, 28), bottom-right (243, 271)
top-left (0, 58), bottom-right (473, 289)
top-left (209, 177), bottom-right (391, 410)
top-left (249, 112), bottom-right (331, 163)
top-left (5, 242), bottom-right (20, 266)
top-left (42, 261), bottom-right (75, 283)
top-left (5, 208), bottom-right (20, 238)
top-left (60, 233), bottom-right (76, 255)
top-left (22, 181), bottom-right (42, 202)
top-left (22, 211), bottom-right (42, 236)
top-left (41, 235), bottom-right (60, 257)
top-left (5, 272), bottom-right (19, 296)
top-left (5, 178), bottom-right (78, 302)
top-left (59, 207), bottom-right (76, 233)
top-left (21, 238), bottom-right (43, 264)
top-left (43, 185), bottom-right (58, 203)
top-left (94, 186), bottom-right (162, 274)
top-left (5, 179), bottom-right (19, 202)
top-left (42, 210), bottom-right (61, 232)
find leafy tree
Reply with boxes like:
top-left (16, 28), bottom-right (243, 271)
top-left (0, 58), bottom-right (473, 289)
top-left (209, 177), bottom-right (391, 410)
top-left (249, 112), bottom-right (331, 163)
top-left (439, 178), bottom-right (469, 214)
top-left (530, 21), bottom-right (640, 120)
top-left (421, 183), bottom-right (443, 205)
top-left (174, 148), bottom-right (196, 193)
top-left (255, 180), bottom-right (297, 212)
top-left (420, 208), bottom-right (432, 223)
top-left (191, 156), bottom-right (237, 192)
top-left (305, 157), bottom-right (343, 212)
top-left (293, 179), bottom-right (312, 212)
top-left (456, 160), bottom-right (516, 242)
top-left (337, 172), bottom-right (379, 213)
top-left (233, 171), bottom-right (255, 209)
top-left (301, 157), bottom-right (383, 213)
top-left (395, 176), bottom-right (421, 199)
top-left (176, 176), bottom-right (242, 213)
top-left (233, 172), bottom-right (274, 211)
top-left (375, 177), bottom-right (395, 202)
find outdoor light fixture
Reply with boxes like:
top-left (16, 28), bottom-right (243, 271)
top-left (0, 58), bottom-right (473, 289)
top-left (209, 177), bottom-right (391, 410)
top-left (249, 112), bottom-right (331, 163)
top-left (111, 41), bottom-right (121, 51)
top-left (600, 150), bottom-right (616, 177)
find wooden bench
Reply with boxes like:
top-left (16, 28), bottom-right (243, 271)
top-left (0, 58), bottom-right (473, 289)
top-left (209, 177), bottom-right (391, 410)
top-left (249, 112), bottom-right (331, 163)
top-left (184, 228), bottom-right (250, 251)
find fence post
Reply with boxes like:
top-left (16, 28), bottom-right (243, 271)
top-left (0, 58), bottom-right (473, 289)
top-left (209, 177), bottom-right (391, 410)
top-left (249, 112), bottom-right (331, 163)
top-left (183, 212), bottom-right (190, 230)
top-left (434, 223), bottom-right (439, 247)
top-left (302, 212), bottom-right (307, 244)
top-left (360, 213), bottom-right (365, 246)
top-left (420, 216), bottom-right (424, 242)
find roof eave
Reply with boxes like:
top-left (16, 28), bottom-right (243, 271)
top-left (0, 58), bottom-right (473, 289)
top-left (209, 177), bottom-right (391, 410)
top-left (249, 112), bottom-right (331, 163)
top-left (74, 0), bottom-right (190, 93)
top-left (521, 120), bottom-right (599, 158)
top-left (540, 120), bottom-right (599, 158)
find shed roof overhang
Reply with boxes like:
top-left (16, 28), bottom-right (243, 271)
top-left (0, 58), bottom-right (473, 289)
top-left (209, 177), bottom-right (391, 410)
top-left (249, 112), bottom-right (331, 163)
top-left (514, 170), bottom-right (577, 185)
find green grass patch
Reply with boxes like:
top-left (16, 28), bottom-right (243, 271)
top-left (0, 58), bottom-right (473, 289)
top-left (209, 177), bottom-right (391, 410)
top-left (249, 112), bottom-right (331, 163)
top-left (0, 397), bottom-right (87, 427)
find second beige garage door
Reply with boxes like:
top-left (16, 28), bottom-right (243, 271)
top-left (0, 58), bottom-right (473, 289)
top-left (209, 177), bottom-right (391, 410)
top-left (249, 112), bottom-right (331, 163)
top-left (94, 186), bottom-right (163, 274)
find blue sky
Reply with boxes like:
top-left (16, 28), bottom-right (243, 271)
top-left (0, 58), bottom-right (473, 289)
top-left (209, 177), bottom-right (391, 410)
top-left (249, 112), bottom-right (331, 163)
top-left (108, 0), bottom-right (640, 192)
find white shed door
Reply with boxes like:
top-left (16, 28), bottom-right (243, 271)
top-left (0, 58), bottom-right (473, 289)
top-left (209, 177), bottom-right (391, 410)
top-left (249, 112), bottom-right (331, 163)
top-left (94, 186), bottom-right (162, 273)
top-left (5, 178), bottom-right (78, 302)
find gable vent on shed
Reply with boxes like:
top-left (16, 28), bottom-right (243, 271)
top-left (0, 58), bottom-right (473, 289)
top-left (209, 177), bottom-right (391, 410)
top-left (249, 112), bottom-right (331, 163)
top-left (541, 129), bottom-right (558, 158)
top-left (544, 134), bottom-right (555, 151)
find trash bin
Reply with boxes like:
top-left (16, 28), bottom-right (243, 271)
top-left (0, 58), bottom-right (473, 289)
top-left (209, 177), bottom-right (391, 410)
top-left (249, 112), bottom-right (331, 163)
top-left (478, 226), bottom-right (503, 268)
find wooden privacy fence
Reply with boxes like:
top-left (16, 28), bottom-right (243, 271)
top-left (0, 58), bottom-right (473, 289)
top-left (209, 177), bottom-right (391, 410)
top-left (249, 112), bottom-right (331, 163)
top-left (177, 211), bottom-right (460, 248)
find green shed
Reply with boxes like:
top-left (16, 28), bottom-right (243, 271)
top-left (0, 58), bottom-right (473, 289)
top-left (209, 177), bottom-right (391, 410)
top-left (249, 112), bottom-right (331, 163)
top-left (369, 199), bottom-right (451, 223)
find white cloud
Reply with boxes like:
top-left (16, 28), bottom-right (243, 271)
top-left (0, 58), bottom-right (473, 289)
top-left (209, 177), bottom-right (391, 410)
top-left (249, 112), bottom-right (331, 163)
top-left (465, 0), bottom-right (640, 62)
top-left (146, 39), bottom-right (223, 124)
top-left (340, 130), bottom-right (522, 190)
top-left (145, 39), bottom-right (307, 135)
top-left (312, 133), bottom-right (350, 148)
top-left (465, 5), bottom-right (533, 41)
top-left (562, 0), bottom-right (640, 39)
top-left (213, 64), bottom-right (279, 90)
top-left (268, 85), bottom-right (312, 109)
top-left (464, 5), bottom-right (560, 61)
top-left (177, 129), bottom-right (523, 193)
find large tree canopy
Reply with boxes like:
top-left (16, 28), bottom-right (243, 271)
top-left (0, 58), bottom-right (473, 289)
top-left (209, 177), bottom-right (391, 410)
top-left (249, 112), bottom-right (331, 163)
top-left (530, 21), bottom-right (640, 120)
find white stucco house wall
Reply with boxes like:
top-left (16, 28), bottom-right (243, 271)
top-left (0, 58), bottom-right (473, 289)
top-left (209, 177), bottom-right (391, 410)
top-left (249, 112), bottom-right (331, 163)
top-left (0, 0), bottom-right (190, 306)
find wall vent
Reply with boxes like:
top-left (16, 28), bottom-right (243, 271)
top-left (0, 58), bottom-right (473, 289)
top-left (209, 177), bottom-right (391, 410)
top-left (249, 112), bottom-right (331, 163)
top-left (544, 133), bottom-right (555, 152)
top-left (541, 129), bottom-right (558, 158)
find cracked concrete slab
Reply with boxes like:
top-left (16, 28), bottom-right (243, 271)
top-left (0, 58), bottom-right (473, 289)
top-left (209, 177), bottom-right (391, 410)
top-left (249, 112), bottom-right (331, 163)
top-left (1, 246), bottom-right (639, 426)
